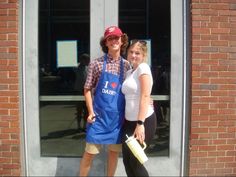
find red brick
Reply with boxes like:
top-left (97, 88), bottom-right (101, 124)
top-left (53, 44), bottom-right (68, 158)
top-left (0, 3), bottom-right (17, 9)
top-left (201, 21), bottom-right (218, 28)
top-left (0, 134), bottom-right (10, 139)
top-left (199, 121), bottom-right (218, 127)
top-left (207, 163), bottom-right (225, 169)
top-left (192, 127), bottom-right (209, 133)
top-left (211, 16), bottom-right (229, 22)
top-left (210, 4), bottom-right (229, 10)
top-left (200, 109), bottom-right (218, 115)
top-left (192, 103), bottom-right (209, 109)
top-left (226, 150), bottom-right (236, 156)
top-left (201, 46), bottom-right (219, 52)
top-left (210, 139), bottom-right (226, 145)
top-left (215, 168), bottom-right (233, 174)
top-left (1, 127), bottom-right (19, 133)
top-left (191, 140), bottom-right (209, 145)
top-left (217, 145), bottom-right (235, 151)
top-left (201, 59), bottom-right (219, 65)
top-left (211, 40), bottom-right (228, 46)
top-left (2, 139), bottom-right (19, 145)
top-left (220, 22), bottom-right (231, 28)
top-left (0, 171), bottom-right (12, 176)
top-left (2, 164), bottom-right (20, 169)
top-left (209, 127), bottom-right (226, 133)
top-left (219, 96), bottom-right (234, 102)
top-left (201, 34), bottom-right (218, 40)
top-left (225, 162), bottom-right (236, 168)
top-left (192, 115), bottom-right (209, 121)
top-left (192, 3), bottom-right (210, 9)
top-left (193, 28), bottom-right (211, 34)
top-left (218, 133), bottom-right (235, 138)
top-left (193, 88), bottom-right (211, 95)
top-left (210, 103), bottom-right (227, 109)
top-left (217, 157), bottom-right (235, 163)
top-left (208, 151), bottom-right (225, 157)
top-left (190, 163), bottom-right (207, 169)
top-left (193, 40), bottom-right (210, 46)
top-left (0, 109), bottom-right (8, 115)
top-left (0, 145), bottom-right (10, 151)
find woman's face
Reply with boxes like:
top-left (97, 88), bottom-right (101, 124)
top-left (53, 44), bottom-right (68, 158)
top-left (127, 43), bottom-right (145, 69)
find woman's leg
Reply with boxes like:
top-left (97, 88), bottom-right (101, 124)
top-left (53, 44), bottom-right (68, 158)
top-left (122, 120), bottom-right (136, 176)
top-left (132, 113), bottom-right (157, 177)
top-left (122, 114), bottom-right (157, 177)
top-left (122, 142), bottom-right (135, 176)
top-left (122, 120), bottom-right (149, 177)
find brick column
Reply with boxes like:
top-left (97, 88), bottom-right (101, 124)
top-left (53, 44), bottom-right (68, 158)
top-left (0, 0), bottom-right (20, 176)
top-left (190, 0), bottom-right (236, 176)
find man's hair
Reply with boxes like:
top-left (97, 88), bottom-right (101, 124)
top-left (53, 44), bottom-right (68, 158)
top-left (99, 33), bottom-right (129, 56)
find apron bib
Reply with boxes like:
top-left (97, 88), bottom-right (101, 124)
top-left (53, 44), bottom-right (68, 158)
top-left (86, 55), bottom-right (125, 144)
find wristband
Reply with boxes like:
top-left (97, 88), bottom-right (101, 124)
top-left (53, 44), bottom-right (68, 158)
top-left (137, 120), bottom-right (144, 125)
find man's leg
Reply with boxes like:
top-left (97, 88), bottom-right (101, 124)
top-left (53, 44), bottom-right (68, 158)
top-left (107, 150), bottom-right (119, 177)
top-left (79, 151), bottom-right (95, 176)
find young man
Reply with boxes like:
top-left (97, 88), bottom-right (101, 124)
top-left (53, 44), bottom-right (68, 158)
top-left (79, 26), bottom-right (130, 176)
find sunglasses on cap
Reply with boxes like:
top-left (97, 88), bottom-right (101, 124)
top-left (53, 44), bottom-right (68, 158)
top-left (130, 39), bottom-right (147, 45)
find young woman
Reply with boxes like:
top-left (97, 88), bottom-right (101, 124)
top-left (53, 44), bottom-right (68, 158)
top-left (121, 40), bottom-right (157, 177)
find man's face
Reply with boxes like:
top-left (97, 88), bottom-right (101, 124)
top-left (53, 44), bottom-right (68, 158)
top-left (105, 35), bottom-right (123, 52)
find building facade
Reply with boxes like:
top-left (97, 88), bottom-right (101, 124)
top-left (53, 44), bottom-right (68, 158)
top-left (0, 0), bottom-right (235, 176)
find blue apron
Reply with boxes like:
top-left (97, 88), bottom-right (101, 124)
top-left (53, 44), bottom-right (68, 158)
top-left (86, 54), bottom-right (125, 144)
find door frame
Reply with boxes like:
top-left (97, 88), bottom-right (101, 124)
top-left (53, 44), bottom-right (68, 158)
top-left (20, 0), bottom-right (190, 176)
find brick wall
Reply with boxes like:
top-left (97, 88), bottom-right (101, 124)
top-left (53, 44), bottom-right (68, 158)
top-left (190, 0), bottom-right (236, 176)
top-left (0, 0), bottom-right (20, 176)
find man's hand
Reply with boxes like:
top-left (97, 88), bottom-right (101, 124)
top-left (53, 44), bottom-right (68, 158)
top-left (87, 114), bottom-right (96, 123)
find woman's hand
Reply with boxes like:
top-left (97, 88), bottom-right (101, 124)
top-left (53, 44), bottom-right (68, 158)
top-left (134, 124), bottom-right (145, 144)
top-left (87, 114), bottom-right (96, 123)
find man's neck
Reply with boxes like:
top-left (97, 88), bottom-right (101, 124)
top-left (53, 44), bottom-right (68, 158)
top-left (108, 50), bottom-right (120, 60)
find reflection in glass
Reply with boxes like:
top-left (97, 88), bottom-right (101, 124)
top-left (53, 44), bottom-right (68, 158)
top-left (39, 0), bottom-right (90, 96)
top-left (39, 0), bottom-right (90, 157)
top-left (146, 100), bottom-right (170, 156)
top-left (40, 101), bottom-right (86, 156)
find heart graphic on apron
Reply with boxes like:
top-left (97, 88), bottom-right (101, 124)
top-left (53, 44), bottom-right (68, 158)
top-left (111, 82), bottom-right (117, 88)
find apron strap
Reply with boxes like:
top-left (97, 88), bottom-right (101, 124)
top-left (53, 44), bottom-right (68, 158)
top-left (102, 54), bottom-right (107, 73)
top-left (119, 57), bottom-right (124, 83)
top-left (103, 54), bottom-right (124, 83)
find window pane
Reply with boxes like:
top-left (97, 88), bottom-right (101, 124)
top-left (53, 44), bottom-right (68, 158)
top-left (40, 101), bottom-right (87, 156)
top-left (39, 0), bottom-right (90, 157)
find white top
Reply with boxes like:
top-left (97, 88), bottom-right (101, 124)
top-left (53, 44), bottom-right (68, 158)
top-left (122, 63), bottom-right (154, 121)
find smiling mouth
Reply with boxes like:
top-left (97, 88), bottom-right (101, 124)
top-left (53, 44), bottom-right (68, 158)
top-left (110, 44), bottom-right (119, 48)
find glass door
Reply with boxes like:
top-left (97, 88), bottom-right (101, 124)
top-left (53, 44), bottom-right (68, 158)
top-left (115, 1), bottom-right (185, 176)
top-left (38, 0), bottom-right (90, 157)
top-left (23, 0), bottom-right (186, 176)
top-left (24, 0), bottom-right (115, 176)
top-left (119, 0), bottom-right (171, 157)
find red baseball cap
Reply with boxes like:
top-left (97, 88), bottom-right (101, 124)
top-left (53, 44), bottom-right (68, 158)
top-left (104, 26), bottom-right (123, 39)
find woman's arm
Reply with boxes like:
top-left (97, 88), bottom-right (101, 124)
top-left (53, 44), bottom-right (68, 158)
top-left (134, 73), bottom-right (152, 144)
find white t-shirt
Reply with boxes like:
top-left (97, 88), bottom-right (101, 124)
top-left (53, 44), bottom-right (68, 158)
top-left (122, 63), bottom-right (154, 121)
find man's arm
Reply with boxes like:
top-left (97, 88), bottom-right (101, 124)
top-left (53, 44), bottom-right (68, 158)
top-left (84, 88), bottom-right (96, 123)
